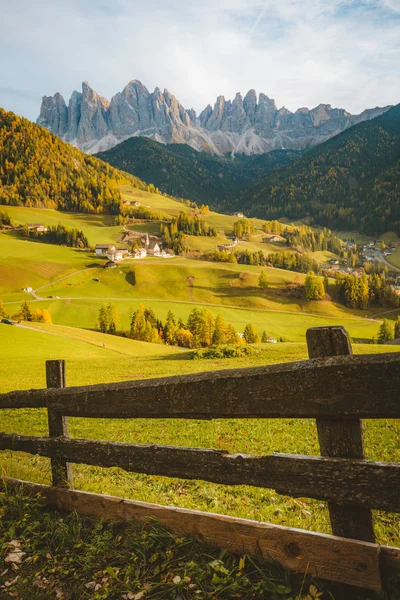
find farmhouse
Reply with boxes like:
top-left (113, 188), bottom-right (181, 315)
top-left (95, 244), bottom-right (116, 256)
top-left (27, 223), bottom-right (48, 233)
top-left (107, 247), bottom-right (130, 262)
top-left (231, 212), bottom-right (244, 218)
top-left (147, 241), bottom-right (161, 256)
top-left (132, 248), bottom-right (147, 259)
top-left (269, 235), bottom-right (285, 243)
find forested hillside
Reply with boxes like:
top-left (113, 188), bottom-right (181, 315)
top-left (96, 137), bottom-right (299, 204)
top-left (0, 108), bottom-right (148, 213)
top-left (228, 104), bottom-right (400, 235)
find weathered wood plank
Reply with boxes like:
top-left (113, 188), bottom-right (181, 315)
top-left (0, 476), bottom-right (385, 591)
top-left (307, 327), bottom-right (375, 543)
top-left (1, 433), bottom-right (399, 512)
top-left (46, 360), bottom-right (73, 488)
top-left (1, 353), bottom-right (400, 418)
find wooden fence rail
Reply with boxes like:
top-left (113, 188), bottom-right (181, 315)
top-left (1, 352), bottom-right (400, 418)
top-left (1, 432), bottom-right (399, 512)
top-left (1, 326), bottom-right (399, 592)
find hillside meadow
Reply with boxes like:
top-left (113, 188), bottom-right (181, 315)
top-left (0, 323), bottom-right (399, 547)
top-left (2, 200), bottom-right (335, 264)
top-left (1, 227), bottom-right (385, 343)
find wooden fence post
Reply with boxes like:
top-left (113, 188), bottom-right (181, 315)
top-left (46, 360), bottom-right (73, 488)
top-left (306, 326), bottom-right (375, 542)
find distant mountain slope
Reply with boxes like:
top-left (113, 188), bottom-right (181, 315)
top-left (227, 104), bottom-right (400, 235)
top-left (0, 108), bottom-right (147, 213)
top-left (96, 136), bottom-right (299, 204)
top-left (37, 80), bottom-right (390, 155)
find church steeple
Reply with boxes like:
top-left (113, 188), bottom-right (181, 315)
top-left (145, 232), bottom-right (150, 248)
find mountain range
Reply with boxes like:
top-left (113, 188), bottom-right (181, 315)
top-left (37, 80), bottom-right (390, 155)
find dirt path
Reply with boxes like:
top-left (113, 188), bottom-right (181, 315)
top-left (376, 251), bottom-right (400, 273)
top-left (31, 267), bottom-right (94, 300)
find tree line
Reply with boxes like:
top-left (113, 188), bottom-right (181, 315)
top-left (233, 218), bottom-right (255, 239)
top-left (204, 248), bottom-right (320, 274)
top-left (262, 221), bottom-right (342, 255)
top-left (98, 303), bottom-right (271, 348)
top-left (335, 272), bottom-right (400, 309)
top-left (114, 205), bottom-right (162, 224)
top-left (20, 223), bottom-right (89, 249)
top-left (1, 301), bottom-right (52, 323)
top-left (161, 212), bottom-right (217, 255)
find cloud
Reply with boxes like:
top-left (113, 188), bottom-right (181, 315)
top-left (0, 0), bottom-right (399, 121)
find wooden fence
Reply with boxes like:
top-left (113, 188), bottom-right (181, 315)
top-left (1, 326), bottom-right (399, 592)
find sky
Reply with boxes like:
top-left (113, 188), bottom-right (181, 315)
top-left (0, 0), bottom-right (399, 121)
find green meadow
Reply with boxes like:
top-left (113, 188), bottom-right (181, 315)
top-left (1, 191), bottom-right (399, 548)
top-left (0, 323), bottom-right (399, 547)
top-left (22, 297), bottom-right (381, 343)
top-left (1, 245), bottom-right (383, 341)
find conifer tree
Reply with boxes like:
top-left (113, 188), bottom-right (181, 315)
top-left (226, 323), bottom-right (239, 344)
top-left (394, 316), bottom-right (400, 339)
top-left (243, 323), bottom-right (260, 344)
top-left (130, 304), bottom-right (147, 340)
top-left (378, 319), bottom-right (394, 344)
top-left (212, 314), bottom-right (228, 345)
top-left (187, 307), bottom-right (204, 347)
top-left (258, 270), bottom-right (269, 289)
top-left (305, 272), bottom-right (325, 301)
top-left (19, 301), bottom-right (33, 321)
top-left (164, 310), bottom-right (177, 345)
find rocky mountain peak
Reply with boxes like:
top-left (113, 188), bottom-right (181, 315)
top-left (37, 81), bottom-right (391, 155)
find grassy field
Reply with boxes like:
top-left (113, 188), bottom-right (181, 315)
top-left (0, 231), bottom-right (92, 302)
top-left (3, 206), bottom-right (124, 246)
top-left (0, 324), bottom-right (399, 548)
top-left (2, 252), bottom-right (382, 342)
top-left (1, 203), bottom-right (393, 343)
top-left (7, 296), bottom-right (382, 343)
top-left (3, 196), bottom-right (336, 263)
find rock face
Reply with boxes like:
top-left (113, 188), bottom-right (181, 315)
top-left (37, 81), bottom-right (391, 155)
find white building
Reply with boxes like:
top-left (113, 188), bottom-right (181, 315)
top-left (106, 247), bottom-right (130, 262)
top-left (95, 244), bottom-right (116, 256)
top-left (133, 248), bottom-right (147, 259)
top-left (147, 241), bottom-right (161, 256)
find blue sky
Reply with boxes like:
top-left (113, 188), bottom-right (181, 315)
top-left (0, 0), bottom-right (399, 121)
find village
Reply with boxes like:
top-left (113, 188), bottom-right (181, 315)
top-left (94, 232), bottom-right (174, 266)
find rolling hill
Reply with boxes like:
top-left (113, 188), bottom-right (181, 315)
top-left (227, 104), bottom-right (400, 235)
top-left (96, 137), bottom-right (299, 205)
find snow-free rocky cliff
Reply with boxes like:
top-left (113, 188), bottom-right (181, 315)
top-left (37, 80), bottom-right (390, 155)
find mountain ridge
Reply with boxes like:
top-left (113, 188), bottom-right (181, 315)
top-left (37, 80), bottom-right (390, 156)
top-left (96, 137), bottom-right (300, 204)
top-left (226, 104), bottom-right (400, 235)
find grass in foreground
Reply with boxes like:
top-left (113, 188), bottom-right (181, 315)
top-left (1, 324), bottom-right (399, 549)
top-left (0, 487), bottom-right (384, 599)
